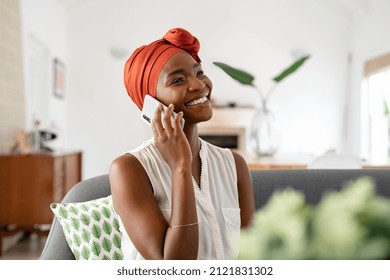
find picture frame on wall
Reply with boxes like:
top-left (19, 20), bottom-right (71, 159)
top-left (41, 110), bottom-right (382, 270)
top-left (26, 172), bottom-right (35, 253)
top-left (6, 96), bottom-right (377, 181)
top-left (53, 58), bottom-right (65, 98)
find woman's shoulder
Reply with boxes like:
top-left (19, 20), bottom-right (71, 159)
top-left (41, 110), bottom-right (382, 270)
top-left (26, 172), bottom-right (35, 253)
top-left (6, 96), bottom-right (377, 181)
top-left (110, 137), bottom-right (164, 181)
top-left (230, 150), bottom-right (247, 166)
top-left (110, 153), bottom-right (142, 177)
top-left (109, 152), bottom-right (152, 195)
top-left (110, 139), bottom-right (154, 176)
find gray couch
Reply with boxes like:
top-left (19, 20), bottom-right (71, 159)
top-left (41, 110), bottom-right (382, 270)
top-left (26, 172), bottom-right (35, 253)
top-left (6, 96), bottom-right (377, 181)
top-left (39, 169), bottom-right (390, 260)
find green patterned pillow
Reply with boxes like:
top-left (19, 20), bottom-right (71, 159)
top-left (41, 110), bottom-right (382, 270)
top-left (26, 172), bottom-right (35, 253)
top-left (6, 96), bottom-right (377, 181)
top-left (50, 195), bottom-right (123, 260)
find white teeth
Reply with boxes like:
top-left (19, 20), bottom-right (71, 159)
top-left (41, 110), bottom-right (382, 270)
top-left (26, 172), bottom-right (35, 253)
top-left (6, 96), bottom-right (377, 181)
top-left (186, 95), bottom-right (209, 106)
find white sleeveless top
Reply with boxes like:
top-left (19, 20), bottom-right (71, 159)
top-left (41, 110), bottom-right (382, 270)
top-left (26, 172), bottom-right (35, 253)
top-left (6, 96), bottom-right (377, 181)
top-left (116, 137), bottom-right (241, 260)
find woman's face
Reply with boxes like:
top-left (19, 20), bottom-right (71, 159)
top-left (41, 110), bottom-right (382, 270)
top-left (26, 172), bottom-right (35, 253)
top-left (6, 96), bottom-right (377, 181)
top-left (156, 52), bottom-right (213, 125)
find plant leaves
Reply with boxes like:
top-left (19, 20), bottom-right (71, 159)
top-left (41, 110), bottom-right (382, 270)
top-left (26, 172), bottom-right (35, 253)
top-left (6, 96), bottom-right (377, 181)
top-left (113, 234), bottom-right (121, 249)
top-left (91, 210), bottom-right (101, 222)
top-left (113, 218), bottom-right (120, 232)
top-left (91, 224), bottom-right (102, 239)
top-left (65, 223), bottom-right (71, 234)
top-left (91, 241), bottom-right (101, 256)
top-left (58, 206), bottom-right (68, 219)
top-left (80, 204), bottom-right (89, 212)
top-left (102, 237), bottom-right (112, 252)
top-left (272, 55), bottom-right (310, 83)
top-left (213, 62), bottom-right (255, 86)
top-left (69, 205), bottom-right (79, 215)
top-left (113, 251), bottom-right (122, 260)
top-left (73, 233), bottom-right (81, 247)
top-left (73, 249), bottom-right (80, 260)
top-left (384, 101), bottom-right (389, 115)
top-left (81, 246), bottom-right (91, 259)
top-left (101, 206), bottom-right (111, 219)
top-left (102, 221), bottom-right (112, 235)
top-left (70, 217), bottom-right (80, 230)
top-left (80, 213), bottom-right (91, 226)
top-left (81, 228), bottom-right (91, 243)
top-left (92, 202), bottom-right (99, 208)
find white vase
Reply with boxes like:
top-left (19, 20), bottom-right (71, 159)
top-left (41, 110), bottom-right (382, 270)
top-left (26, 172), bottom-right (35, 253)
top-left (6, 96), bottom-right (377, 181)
top-left (250, 102), bottom-right (281, 157)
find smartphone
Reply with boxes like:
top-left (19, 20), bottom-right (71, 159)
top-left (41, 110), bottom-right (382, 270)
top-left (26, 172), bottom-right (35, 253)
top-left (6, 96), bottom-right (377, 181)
top-left (141, 94), bottom-right (185, 128)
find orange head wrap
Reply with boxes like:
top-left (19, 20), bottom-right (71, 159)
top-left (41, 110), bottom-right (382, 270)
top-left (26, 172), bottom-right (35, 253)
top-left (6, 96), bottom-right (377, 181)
top-left (124, 28), bottom-right (201, 110)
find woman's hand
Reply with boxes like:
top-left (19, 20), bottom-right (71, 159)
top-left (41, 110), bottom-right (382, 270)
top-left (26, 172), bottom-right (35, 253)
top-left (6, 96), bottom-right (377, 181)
top-left (152, 104), bottom-right (192, 171)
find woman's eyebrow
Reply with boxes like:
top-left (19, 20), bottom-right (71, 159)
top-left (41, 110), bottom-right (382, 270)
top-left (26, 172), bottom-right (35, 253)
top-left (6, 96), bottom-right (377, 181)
top-left (167, 68), bottom-right (185, 78)
top-left (167, 63), bottom-right (201, 78)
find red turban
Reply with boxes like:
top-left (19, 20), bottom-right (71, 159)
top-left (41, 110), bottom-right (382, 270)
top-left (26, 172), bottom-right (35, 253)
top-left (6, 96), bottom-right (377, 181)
top-left (124, 28), bottom-right (201, 110)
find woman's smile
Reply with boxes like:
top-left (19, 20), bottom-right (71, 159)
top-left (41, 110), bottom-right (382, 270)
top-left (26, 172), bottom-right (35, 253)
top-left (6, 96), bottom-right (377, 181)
top-left (185, 93), bottom-right (210, 107)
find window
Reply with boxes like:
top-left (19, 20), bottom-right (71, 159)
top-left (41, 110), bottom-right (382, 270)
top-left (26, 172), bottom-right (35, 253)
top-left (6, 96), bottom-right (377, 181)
top-left (361, 53), bottom-right (390, 164)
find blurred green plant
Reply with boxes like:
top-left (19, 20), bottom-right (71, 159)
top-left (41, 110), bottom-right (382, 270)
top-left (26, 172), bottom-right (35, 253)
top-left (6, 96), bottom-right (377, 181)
top-left (213, 55), bottom-right (310, 107)
top-left (384, 100), bottom-right (389, 116)
top-left (239, 177), bottom-right (390, 260)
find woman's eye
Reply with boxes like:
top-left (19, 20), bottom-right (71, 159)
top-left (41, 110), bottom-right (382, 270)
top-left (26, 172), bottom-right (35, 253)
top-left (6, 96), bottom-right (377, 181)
top-left (172, 77), bottom-right (185, 84)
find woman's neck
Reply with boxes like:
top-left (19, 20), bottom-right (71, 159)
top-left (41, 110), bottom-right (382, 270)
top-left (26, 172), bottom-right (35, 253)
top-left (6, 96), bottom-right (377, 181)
top-left (183, 124), bottom-right (200, 157)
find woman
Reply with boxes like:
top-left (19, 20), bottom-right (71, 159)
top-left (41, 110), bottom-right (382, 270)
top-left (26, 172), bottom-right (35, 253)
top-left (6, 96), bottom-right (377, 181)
top-left (110, 27), bottom-right (255, 260)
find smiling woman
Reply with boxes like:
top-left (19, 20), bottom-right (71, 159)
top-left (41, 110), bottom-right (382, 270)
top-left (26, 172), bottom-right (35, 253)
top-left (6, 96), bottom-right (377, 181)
top-left (109, 27), bottom-right (256, 260)
top-left (156, 52), bottom-right (213, 125)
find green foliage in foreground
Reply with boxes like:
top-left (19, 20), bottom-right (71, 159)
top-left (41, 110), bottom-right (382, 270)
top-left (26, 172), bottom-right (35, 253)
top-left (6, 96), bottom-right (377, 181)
top-left (239, 177), bottom-right (390, 260)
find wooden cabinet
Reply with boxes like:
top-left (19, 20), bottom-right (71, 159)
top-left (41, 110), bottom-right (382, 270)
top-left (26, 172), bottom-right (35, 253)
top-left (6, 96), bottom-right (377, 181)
top-left (0, 151), bottom-right (82, 254)
top-left (242, 153), bottom-right (390, 170)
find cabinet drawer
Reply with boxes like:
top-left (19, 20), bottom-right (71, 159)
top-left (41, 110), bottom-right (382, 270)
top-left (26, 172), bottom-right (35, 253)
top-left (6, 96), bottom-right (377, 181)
top-left (0, 151), bottom-right (82, 226)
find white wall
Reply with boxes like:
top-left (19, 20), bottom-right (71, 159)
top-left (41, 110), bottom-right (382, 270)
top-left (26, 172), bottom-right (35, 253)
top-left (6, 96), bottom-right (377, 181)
top-left (20, 0), bottom-right (390, 179)
top-left (64, 0), bottom-right (353, 179)
top-left (20, 0), bottom-right (68, 149)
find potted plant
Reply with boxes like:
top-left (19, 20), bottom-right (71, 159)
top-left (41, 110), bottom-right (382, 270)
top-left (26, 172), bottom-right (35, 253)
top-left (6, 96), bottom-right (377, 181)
top-left (213, 55), bottom-right (310, 156)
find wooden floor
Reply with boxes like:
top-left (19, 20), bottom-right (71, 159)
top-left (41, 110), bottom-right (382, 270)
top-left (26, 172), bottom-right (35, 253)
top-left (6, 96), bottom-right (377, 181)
top-left (0, 233), bottom-right (46, 260)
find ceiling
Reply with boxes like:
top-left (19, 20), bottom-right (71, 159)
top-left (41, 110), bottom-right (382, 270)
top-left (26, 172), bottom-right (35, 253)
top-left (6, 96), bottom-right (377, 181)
top-left (59, 0), bottom-right (388, 27)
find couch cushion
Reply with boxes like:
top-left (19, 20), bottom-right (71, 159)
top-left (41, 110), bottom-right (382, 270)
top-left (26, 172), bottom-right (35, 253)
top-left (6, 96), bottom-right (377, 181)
top-left (50, 195), bottom-right (123, 260)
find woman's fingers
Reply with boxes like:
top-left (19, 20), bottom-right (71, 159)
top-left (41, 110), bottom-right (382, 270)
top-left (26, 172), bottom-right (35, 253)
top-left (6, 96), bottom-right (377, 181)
top-left (152, 104), bottom-right (164, 136)
top-left (162, 104), bottom-right (175, 132)
top-left (153, 103), bottom-right (181, 139)
top-left (152, 104), bottom-right (190, 170)
top-left (173, 111), bottom-right (184, 132)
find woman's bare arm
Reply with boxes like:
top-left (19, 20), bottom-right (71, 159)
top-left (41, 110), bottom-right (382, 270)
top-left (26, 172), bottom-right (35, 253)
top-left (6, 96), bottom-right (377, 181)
top-left (110, 104), bottom-right (198, 259)
top-left (232, 151), bottom-right (256, 228)
top-left (110, 154), bottom-right (167, 259)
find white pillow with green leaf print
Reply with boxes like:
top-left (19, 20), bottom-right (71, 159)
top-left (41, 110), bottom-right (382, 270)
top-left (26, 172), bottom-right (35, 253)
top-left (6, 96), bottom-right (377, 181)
top-left (50, 195), bottom-right (123, 260)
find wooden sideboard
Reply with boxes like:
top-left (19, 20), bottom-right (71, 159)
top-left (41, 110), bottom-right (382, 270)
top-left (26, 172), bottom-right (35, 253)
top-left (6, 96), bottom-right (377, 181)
top-left (0, 151), bottom-right (82, 255)
top-left (243, 153), bottom-right (390, 170)
top-left (244, 154), bottom-right (311, 170)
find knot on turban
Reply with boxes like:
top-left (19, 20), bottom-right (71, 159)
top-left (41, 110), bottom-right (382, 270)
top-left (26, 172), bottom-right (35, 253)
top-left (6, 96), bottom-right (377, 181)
top-left (124, 28), bottom-right (201, 110)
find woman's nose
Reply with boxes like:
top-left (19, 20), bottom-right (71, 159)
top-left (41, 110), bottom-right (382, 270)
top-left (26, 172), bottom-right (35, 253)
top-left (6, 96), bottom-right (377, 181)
top-left (188, 76), bottom-right (206, 91)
